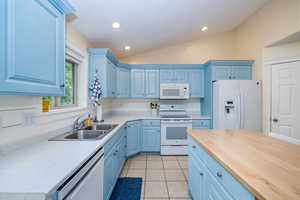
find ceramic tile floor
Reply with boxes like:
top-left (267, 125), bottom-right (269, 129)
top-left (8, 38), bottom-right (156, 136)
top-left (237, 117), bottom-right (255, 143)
top-left (120, 154), bottom-right (191, 200)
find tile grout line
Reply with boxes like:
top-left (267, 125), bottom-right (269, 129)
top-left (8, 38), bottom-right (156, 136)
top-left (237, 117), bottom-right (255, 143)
top-left (162, 156), bottom-right (171, 200)
top-left (177, 157), bottom-right (188, 183)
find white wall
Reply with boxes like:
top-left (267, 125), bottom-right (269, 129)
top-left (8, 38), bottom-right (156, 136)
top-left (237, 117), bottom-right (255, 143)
top-left (120, 31), bottom-right (236, 64)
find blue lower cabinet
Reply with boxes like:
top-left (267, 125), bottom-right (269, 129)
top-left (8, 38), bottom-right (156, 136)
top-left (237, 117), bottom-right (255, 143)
top-left (192, 120), bottom-right (211, 129)
top-left (104, 149), bottom-right (118, 200)
top-left (104, 126), bottom-right (127, 200)
top-left (126, 121), bottom-right (141, 157)
top-left (142, 128), bottom-right (160, 152)
top-left (188, 136), bottom-right (255, 200)
top-left (188, 152), bottom-right (207, 200)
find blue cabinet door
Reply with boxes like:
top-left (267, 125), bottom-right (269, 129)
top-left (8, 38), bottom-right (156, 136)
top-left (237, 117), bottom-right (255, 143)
top-left (189, 69), bottom-right (204, 98)
top-left (160, 70), bottom-right (174, 83)
top-left (126, 121), bottom-right (141, 157)
top-left (174, 70), bottom-right (188, 83)
top-left (142, 128), bottom-right (160, 152)
top-left (117, 68), bottom-right (130, 97)
top-left (207, 171), bottom-right (234, 200)
top-left (107, 61), bottom-right (117, 98)
top-left (0, 0), bottom-right (66, 96)
top-left (104, 148), bottom-right (118, 200)
top-left (131, 70), bottom-right (145, 98)
top-left (211, 66), bottom-right (232, 80)
top-left (231, 66), bottom-right (252, 80)
top-left (189, 153), bottom-right (207, 200)
top-left (89, 55), bottom-right (109, 97)
top-left (145, 70), bottom-right (159, 98)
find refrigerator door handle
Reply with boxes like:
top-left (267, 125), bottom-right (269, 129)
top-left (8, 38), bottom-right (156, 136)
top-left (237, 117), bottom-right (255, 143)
top-left (240, 93), bottom-right (244, 129)
top-left (237, 95), bottom-right (242, 129)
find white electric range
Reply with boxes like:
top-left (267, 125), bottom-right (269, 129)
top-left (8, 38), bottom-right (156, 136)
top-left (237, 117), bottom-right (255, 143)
top-left (159, 104), bottom-right (192, 155)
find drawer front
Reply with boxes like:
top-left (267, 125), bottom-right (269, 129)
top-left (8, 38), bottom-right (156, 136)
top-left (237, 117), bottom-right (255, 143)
top-left (142, 120), bottom-right (161, 127)
top-left (192, 120), bottom-right (211, 128)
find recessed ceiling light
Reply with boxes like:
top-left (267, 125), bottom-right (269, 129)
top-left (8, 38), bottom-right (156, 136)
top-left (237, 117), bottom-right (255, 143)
top-left (112, 22), bottom-right (120, 29)
top-left (201, 26), bottom-right (208, 32)
top-left (124, 46), bottom-right (131, 50)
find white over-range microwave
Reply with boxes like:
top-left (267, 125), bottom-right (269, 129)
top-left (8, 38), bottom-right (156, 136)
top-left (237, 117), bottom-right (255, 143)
top-left (160, 83), bottom-right (190, 99)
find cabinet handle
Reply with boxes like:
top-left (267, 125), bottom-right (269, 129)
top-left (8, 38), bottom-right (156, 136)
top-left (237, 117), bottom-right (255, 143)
top-left (200, 172), bottom-right (204, 176)
top-left (60, 84), bottom-right (65, 88)
top-left (217, 172), bottom-right (223, 178)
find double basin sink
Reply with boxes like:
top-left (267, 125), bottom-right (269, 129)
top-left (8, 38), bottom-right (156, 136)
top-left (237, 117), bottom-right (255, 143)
top-left (49, 124), bottom-right (118, 141)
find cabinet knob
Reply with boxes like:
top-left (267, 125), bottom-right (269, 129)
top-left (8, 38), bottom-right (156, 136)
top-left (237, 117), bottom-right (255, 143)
top-left (217, 172), bottom-right (223, 178)
top-left (229, 76), bottom-right (232, 79)
top-left (192, 145), bottom-right (196, 149)
top-left (273, 118), bottom-right (279, 123)
top-left (200, 172), bottom-right (204, 176)
top-left (113, 153), bottom-right (117, 156)
top-left (60, 84), bottom-right (65, 88)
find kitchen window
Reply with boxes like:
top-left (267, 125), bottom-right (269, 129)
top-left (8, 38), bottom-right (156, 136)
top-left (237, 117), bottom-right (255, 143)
top-left (44, 60), bottom-right (78, 109)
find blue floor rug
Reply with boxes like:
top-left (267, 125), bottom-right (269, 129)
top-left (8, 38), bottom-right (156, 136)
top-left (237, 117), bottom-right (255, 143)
top-left (110, 178), bottom-right (143, 200)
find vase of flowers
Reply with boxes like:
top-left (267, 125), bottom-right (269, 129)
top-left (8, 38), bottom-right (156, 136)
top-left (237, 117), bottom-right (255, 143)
top-left (89, 70), bottom-right (103, 122)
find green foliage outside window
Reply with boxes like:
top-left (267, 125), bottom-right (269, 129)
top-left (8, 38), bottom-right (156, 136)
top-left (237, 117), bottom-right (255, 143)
top-left (60, 61), bottom-right (75, 105)
top-left (43, 60), bottom-right (77, 108)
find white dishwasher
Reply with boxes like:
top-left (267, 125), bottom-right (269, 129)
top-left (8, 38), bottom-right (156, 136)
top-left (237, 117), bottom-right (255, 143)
top-left (57, 147), bottom-right (104, 200)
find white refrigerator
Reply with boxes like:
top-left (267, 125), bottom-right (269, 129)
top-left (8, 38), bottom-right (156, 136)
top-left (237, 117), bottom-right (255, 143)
top-left (213, 80), bottom-right (262, 132)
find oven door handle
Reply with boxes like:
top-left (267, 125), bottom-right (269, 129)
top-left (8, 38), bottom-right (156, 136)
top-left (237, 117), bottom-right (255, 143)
top-left (161, 121), bottom-right (192, 124)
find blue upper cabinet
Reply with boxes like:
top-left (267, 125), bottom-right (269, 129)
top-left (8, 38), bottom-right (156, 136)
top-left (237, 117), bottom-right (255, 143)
top-left (88, 49), bottom-right (120, 98)
top-left (131, 70), bottom-right (146, 98)
top-left (211, 66), bottom-right (232, 80)
top-left (0, 0), bottom-right (74, 96)
top-left (188, 69), bottom-right (204, 98)
top-left (116, 68), bottom-right (130, 98)
top-left (209, 60), bottom-right (253, 81)
top-left (131, 69), bottom-right (160, 98)
top-left (145, 70), bottom-right (159, 98)
top-left (201, 60), bottom-right (253, 117)
top-left (160, 69), bottom-right (188, 83)
top-left (231, 66), bottom-right (252, 80)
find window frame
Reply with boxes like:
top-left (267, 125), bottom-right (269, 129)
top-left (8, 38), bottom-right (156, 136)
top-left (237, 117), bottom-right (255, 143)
top-left (52, 59), bottom-right (79, 109)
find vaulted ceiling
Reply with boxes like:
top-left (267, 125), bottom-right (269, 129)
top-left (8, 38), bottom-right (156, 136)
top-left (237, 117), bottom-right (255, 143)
top-left (69, 0), bottom-right (269, 57)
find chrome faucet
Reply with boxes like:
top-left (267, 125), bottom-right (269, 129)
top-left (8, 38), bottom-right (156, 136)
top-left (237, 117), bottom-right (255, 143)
top-left (73, 115), bottom-right (86, 131)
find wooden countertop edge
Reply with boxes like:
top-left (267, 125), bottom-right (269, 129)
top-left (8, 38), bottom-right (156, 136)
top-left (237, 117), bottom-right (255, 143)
top-left (187, 130), bottom-right (266, 200)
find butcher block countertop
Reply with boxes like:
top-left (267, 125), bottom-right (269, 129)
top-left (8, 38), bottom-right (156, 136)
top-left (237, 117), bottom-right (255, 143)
top-left (187, 129), bottom-right (300, 200)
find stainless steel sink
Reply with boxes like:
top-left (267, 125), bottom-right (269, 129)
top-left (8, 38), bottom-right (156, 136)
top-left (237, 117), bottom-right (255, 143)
top-left (49, 124), bottom-right (118, 141)
top-left (88, 124), bottom-right (118, 131)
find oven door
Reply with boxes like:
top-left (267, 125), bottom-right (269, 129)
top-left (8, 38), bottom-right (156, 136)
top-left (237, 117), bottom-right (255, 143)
top-left (161, 121), bottom-right (192, 145)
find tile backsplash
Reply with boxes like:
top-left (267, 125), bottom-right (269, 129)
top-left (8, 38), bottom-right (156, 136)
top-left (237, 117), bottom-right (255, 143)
top-left (104, 98), bottom-right (201, 114)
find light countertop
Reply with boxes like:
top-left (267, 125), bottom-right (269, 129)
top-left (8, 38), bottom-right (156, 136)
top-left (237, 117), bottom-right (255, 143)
top-left (0, 112), bottom-right (210, 200)
top-left (187, 129), bottom-right (300, 200)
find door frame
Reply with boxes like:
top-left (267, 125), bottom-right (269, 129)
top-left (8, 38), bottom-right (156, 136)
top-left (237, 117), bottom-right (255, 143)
top-left (264, 56), bottom-right (300, 144)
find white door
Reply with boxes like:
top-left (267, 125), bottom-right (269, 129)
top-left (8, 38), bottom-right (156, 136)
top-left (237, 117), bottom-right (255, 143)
top-left (271, 61), bottom-right (300, 142)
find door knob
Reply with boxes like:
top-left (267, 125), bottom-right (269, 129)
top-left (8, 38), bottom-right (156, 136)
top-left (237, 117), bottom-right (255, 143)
top-left (272, 118), bottom-right (279, 123)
